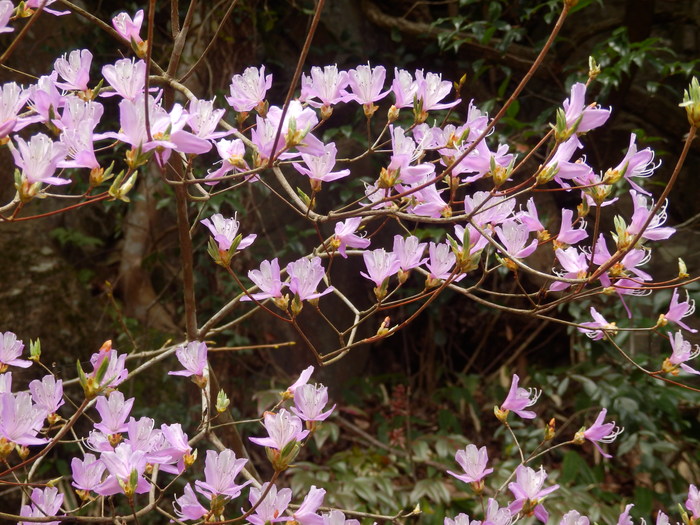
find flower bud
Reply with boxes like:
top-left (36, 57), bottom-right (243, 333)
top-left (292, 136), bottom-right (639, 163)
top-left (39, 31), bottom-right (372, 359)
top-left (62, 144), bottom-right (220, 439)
top-left (679, 258), bottom-right (689, 279)
top-left (680, 77), bottom-right (700, 127)
top-left (216, 390), bottom-right (230, 413)
top-left (588, 56), bottom-right (601, 80)
top-left (494, 405), bottom-right (509, 423)
top-left (544, 418), bottom-right (556, 441)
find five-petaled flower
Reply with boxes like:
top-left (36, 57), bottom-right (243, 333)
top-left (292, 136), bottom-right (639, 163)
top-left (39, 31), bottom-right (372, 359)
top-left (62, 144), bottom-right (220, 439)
top-left (495, 374), bottom-right (540, 421)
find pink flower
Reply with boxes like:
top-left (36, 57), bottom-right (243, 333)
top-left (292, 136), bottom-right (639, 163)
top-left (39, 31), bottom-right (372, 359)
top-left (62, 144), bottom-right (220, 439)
top-left (25, 0), bottom-right (69, 16)
top-left (0, 82), bottom-right (33, 139)
top-left (294, 486), bottom-right (326, 525)
top-left (242, 258), bottom-right (286, 301)
top-left (606, 133), bottom-right (658, 195)
top-left (0, 392), bottom-right (47, 446)
top-left (562, 82), bottom-right (610, 134)
top-left (578, 307), bottom-right (617, 341)
top-left (0, 1), bottom-right (14, 34)
top-left (226, 66), bottom-right (272, 113)
top-left (112, 10), bottom-right (144, 44)
top-left (174, 483), bottom-right (208, 521)
top-left (464, 191), bottom-right (515, 227)
top-left (287, 257), bottom-right (333, 301)
top-left (249, 408), bottom-right (309, 450)
top-left (94, 391), bottom-right (134, 435)
top-left (322, 510), bottom-right (360, 525)
top-left (287, 366), bottom-right (314, 395)
top-left (484, 498), bottom-right (512, 525)
top-left (71, 453), bottom-right (106, 493)
top-left (202, 213), bottom-right (256, 252)
top-left (332, 217), bottom-right (370, 258)
top-left (496, 220), bottom-right (538, 259)
top-left (169, 341), bottom-right (208, 379)
top-left (391, 68), bottom-right (419, 109)
top-left (89, 345), bottom-right (128, 390)
top-left (346, 63), bottom-right (390, 107)
top-left (361, 248), bottom-right (401, 288)
top-left (550, 247), bottom-right (588, 292)
top-left (560, 510), bottom-right (589, 525)
top-left (29, 375), bottom-right (64, 418)
top-left (292, 142), bottom-right (350, 191)
top-left (158, 423), bottom-right (193, 474)
top-left (499, 374), bottom-right (540, 420)
top-left (415, 70), bottom-right (460, 112)
top-left (291, 383), bottom-right (335, 422)
top-left (95, 443), bottom-right (150, 496)
top-left (18, 487), bottom-right (63, 525)
top-left (555, 208), bottom-right (588, 246)
top-left (662, 288), bottom-right (697, 333)
top-left (447, 444), bottom-right (493, 485)
top-left (617, 504), bottom-right (635, 525)
top-left (300, 65), bottom-right (349, 110)
top-left (425, 242), bottom-right (459, 282)
top-left (627, 191), bottom-right (675, 242)
top-left (393, 235), bottom-right (427, 271)
top-left (0, 331), bottom-right (31, 372)
top-left (507, 465), bottom-right (559, 523)
top-left (54, 49), bottom-right (92, 91)
top-left (663, 331), bottom-right (700, 376)
top-left (248, 483), bottom-right (293, 525)
top-left (9, 134), bottom-right (70, 186)
top-left (687, 484), bottom-right (700, 519)
top-left (195, 449), bottom-right (251, 500)
top-left (101, 58), bottom-right (146, 100)
top-left (187, 98), bottom-right (228, 140)
top-left (579, 408), bottom-right (623, 458)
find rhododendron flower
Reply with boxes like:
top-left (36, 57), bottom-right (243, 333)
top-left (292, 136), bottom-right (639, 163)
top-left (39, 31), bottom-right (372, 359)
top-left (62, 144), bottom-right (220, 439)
top-left (202, 213), bottom-right (256, 252)
top-left (578, 307), bottom-right (617, 340)
top-left (346, 63), bottom-right (390, 108)
top-left (242, 258), bottom-right (286, 302)
top-left (291, 383), bottom-right (335, 422)
top-left (71, 453), bottom-right (107, 494)
top-left (101, 58), bottom-right (146, 100)
top-left (294, 486), bottom-right (326, 525)
top-left (687, 484), bottom-right (700, 519)
top-left (508, 465), bottom-right (559, 523)
top-left (393, 235), bottom-right (427, 272)
top-left (169, 341), bottom-right (208, 381)
top-left (158, 422), bottom-right (193, 474)
top-left (484, 498), bottom-right (512, 525)
top-left (0, 331), bottom-right (31, 372)
top-left (497, 374), bottom-right (540, 420)
top-left (0, 372), bottom-right (11, 393)
top-left (29, 375), bottom-right (64, 419)
top-left (576, 408), bottom-right (623, 458)
top-left (89, 344), bottom-right (128, 390)
top-left (495, 220), bottom-right (538, 259)
top-left (555, 208), bottom-right (588, 247)
top-left (10, 133), bottom-right (70, 186)
top-left (112, 10), bottom-right (144, 44)
top-left (95, 443), bottom-right (150, 496)
top-left (293, 142), bottom-right (350, 191)
top-left (391, 68), bottom-right (419, 109)
top-left (626, 190), bottom-right (675, 242)
top-left (663, 331), bottom-right (700, 375)
top-left (550, 247), bottom-right (588, 292)
top-left (361, 248), bottom-right (400, 288)
top-left (300, 64), bottom-right (349, 112)
top-left (0, 82), bottom-right (34, 139)
top-left (187, 98), bottom-right (228, 140)
top-left (425, 242), bottom-right (457, 282)
top-left (0, 1), bottom-right (14, 34)
top-left (464, 191), bottom-right (515, 227)
top-left (226, 65), bottom-right (272, 113)
top-left (414, 70), bottom-right (461, 114)
top-left (195, 449), bottom-right (251, 500)
top-left (249, 408), bottom-right (309, 450)
top-left (0, 391), bottom-right (47, 447)
top-left (19, 487), bottom-right (64, 525)
top-left (54, 49), bottom-right (92, 91)
top-left (445, 514), bottom-right (481, 525)
top-left (617, 504), bottom-right (635, 525)
top-left (206, 137), bottom-right (251, 185)
top-left (660, 288), bottom-right (697, 333)
top-left (174, 483), bottom-right (208, 521)
top-left (287, 366), bottom-right (314, 396)
top-left (605, 133), bottom-right (658, 194)
top-left (562, 82), bottom-right (610, 135)
top-left (322, 510), bottom-right (360, 525)
top-left (447, 444), bottom-right (493, 486)
top-left (287, 257), bottom-right (333, 302)
top-left (332, 217), bottom-right (370, 258)
top-left (248, 483), bottom-right (293, 525)
top-left (94, 391), bottom-right (134, 435)
top-left (560, 510), bottom-right (590, 525)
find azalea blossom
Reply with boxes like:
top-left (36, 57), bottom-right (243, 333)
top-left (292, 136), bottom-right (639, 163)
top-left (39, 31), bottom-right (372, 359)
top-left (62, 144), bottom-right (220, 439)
top-left (447, 444), bottom-right (493, 486)
top-left (287, 257), bottom-right (333, 302)
top-left (248, 483), bottom-right (293, 525)
top-left (249, 408), bottom-right (309, 450)
top-left (660, 288), bottom-right (697, 333)
top-left (169, 341), bottom-right (208, 381)
top-left (242, 258), bottom-right (286, 301)
top-left (294, 486), bottom-right (326, 525)
top-left (226, 65), bottom-right (272, 113)
top-left (300, 64), bottom-right (349, 111)
top-left (202, 213), bottom-right (256, 252)
top-left (173, 483), bottom-right (208, 521)
top-left (332, 217), bottom-right (370, 258)
top-left (575, 408), bottom-right (623, 458)
top-left (497, 374), bottom-right (540, 420)
top-left (19, 487), bottom-right (64, 525)
top-left (10, 133), bottom-right (70, 186)
top-left (194, 448), bottom-right (251, 500)
top-left (345, 63), bottom-right (390, 108)
top-left (0, 331), bottom-right (31, 372)
top-left (54, 49), bottom-right (92, 91)
top-left (293, 142), bottom-right (350, 191)
top-left (562, 82), bottom-right (610, 135)
top-left (71, 453), bottom-right (107, 494)
top-left (662, 331), bottom-right (700, 375)
top-left (508, 465), bottom-right (559, 523)
top-left (578, 307), bottom-right (618, 340)
top-left (361, 248), bottom-right (400, 288)
top-left (112, 10), bottom-right (145, 44)
top-left (291, 383), bottom-right (335, 422)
